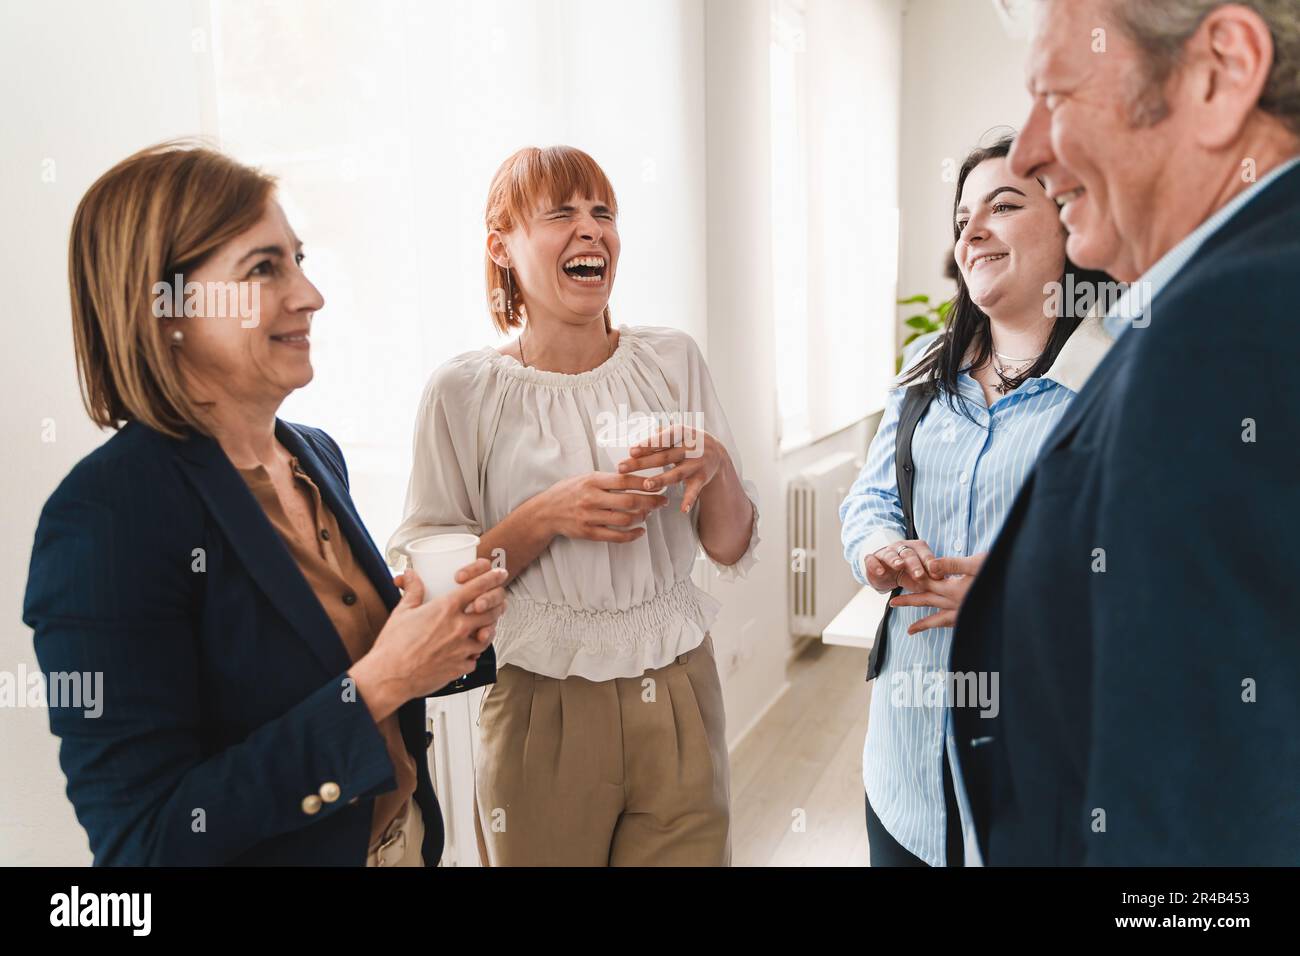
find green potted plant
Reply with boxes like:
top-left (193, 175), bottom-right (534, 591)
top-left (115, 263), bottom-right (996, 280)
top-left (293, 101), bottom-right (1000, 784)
top-left (896, 294), bottom-right (952, 372)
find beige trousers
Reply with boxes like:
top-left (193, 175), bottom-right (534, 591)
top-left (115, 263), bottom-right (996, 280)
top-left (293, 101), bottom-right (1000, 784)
top-left (366, 796), bottom-right (425, 867)
top-left (474, 633), bottom-right (731, 866)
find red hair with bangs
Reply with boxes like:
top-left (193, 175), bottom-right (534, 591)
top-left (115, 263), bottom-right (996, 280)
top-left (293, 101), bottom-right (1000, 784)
top-left (484, 145), bottom-right (618, 334)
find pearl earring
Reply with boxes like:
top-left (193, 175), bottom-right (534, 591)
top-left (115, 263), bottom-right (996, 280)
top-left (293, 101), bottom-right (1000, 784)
top-left (170, 329), bottom-right (184, 346)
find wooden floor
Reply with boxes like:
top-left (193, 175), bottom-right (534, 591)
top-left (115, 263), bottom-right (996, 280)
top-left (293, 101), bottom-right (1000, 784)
top-left (730, 640), bottom-right (875, 867)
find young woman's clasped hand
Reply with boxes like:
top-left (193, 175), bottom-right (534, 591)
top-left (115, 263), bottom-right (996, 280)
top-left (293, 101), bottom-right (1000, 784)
top-left (864, 539), bottom-right (988, 636)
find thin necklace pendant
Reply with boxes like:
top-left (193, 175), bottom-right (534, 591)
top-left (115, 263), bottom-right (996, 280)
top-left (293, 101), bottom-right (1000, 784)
top-left (517, 328), bottom-right (613, 370)
top-left (994, 349), bottom-right (1038, 364)
top-left (991, 352), bottom-right (1032, 391)
top-left (989, 359), bottom-right (1021, 395)
top-left (992, 354), bottom-right (1032, 374)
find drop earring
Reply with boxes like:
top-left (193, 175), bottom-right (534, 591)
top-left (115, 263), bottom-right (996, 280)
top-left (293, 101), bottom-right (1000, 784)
top-left (504, 265), bottom-right (515, 324)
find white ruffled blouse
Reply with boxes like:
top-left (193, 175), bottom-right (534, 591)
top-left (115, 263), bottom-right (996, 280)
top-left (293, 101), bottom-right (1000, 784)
top-left (387, 324), bottom-right (760, 681)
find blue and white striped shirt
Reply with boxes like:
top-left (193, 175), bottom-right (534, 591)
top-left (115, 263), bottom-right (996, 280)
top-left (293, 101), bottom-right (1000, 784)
top-left (839, 316), bottom-right (1113, 866)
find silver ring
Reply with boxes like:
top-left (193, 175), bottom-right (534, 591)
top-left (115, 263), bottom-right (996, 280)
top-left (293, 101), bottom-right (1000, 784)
top-left (897, 546), bottom-right (914, 556)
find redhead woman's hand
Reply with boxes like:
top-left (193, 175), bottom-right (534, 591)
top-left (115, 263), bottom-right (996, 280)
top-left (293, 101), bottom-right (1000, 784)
top-left (864, 539), bottom-right (941, 591)
top-left (540, 472), bottom-right (670, 543)
top-left (887, 552), bottom-right (988, 634)
top-left (350, 562), bottom-right (507, 722)
top-left (626, 425), bottom-right (731, 514)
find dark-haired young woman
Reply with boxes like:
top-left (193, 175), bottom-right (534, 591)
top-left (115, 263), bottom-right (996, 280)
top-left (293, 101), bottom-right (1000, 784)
top-left (839, 135), bottom-right (1114, 866)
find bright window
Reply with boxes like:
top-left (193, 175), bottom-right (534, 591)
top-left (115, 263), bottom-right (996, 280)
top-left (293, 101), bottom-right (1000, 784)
top-left (769, 0), bottom-right (900, 453)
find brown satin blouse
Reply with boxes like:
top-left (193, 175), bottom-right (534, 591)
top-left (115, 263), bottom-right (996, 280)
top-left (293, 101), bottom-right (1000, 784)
top-left (237, 455), bottom-right (416, 851)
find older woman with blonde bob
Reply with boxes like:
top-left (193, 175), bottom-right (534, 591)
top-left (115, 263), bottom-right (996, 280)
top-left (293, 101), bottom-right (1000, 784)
top-left (23, 142), bottom-right (506, 866)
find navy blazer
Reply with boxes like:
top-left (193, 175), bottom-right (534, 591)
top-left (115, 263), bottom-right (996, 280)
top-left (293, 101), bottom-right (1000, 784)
top-left (23, 419), bottom-right (495, 865)
top-left (951, 163), bottom-right (1300, 865)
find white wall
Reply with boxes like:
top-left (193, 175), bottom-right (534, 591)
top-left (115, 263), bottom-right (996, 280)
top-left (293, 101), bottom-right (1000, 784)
top-left (0, 0), bottom-right (215, 865)
top-left (896, 0), bottom-right (1032, 319)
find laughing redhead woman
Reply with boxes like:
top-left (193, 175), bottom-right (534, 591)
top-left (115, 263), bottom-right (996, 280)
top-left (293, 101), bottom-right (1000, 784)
top-left (389, 145), bottom-right (760, 866)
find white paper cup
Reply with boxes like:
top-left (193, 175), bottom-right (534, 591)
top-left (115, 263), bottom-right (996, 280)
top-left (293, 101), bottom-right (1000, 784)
top-left (405, 533), bottom-right (480, 604)
top-left (596, 415), bottom-right (672, 531)
top-left (602, 443), bottom-right (665, 489)
top-left (595, 444), bottom-right (663, 531)
top-left (600, 416), bottom-right (666, 488)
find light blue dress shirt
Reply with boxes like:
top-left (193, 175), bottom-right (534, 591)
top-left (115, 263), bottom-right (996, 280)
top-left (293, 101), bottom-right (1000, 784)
top-left (840, 317), bottom-right (1112, 865)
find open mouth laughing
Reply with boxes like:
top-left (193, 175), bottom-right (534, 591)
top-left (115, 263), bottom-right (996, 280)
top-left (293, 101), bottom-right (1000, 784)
top-left (561, 254), bottom-right (607, 284)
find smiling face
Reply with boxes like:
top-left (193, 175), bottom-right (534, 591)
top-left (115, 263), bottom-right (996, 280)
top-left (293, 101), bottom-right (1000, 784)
top-left (492, 194), bottom-right (620, 327)
top-left (1007, 0), bottom-right (1187, 281)
top-left (175, 199), bottom-right (325, 409)
top-left (954, 156), bottom-right (1067, 318)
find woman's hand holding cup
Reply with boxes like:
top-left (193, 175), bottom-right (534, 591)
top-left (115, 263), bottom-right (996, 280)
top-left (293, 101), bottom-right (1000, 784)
top-left (350, 559), bottom-right (507, 723)
top-left (540, 471), bottom-right (669, 543)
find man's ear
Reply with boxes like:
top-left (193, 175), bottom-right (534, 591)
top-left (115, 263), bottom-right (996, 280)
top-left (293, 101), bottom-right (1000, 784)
top-left (1182, 3), bottom-right (1275, 150)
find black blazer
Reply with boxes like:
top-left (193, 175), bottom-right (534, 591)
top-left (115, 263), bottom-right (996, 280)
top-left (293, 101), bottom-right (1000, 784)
top-left (951, 163), bottom-right (1300, 865)
top-left (23, 419), bottom-right (495, 865)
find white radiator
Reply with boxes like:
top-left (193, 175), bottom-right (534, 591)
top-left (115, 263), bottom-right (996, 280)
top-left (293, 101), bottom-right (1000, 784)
top-left (788, 451), bottom-right (863, 637)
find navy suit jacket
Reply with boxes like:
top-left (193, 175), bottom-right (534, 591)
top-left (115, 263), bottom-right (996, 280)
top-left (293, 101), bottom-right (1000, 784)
top-left (951, 163), bottom-right (1300, 865)
top-left (23, 419), bottom-right (496, 865)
